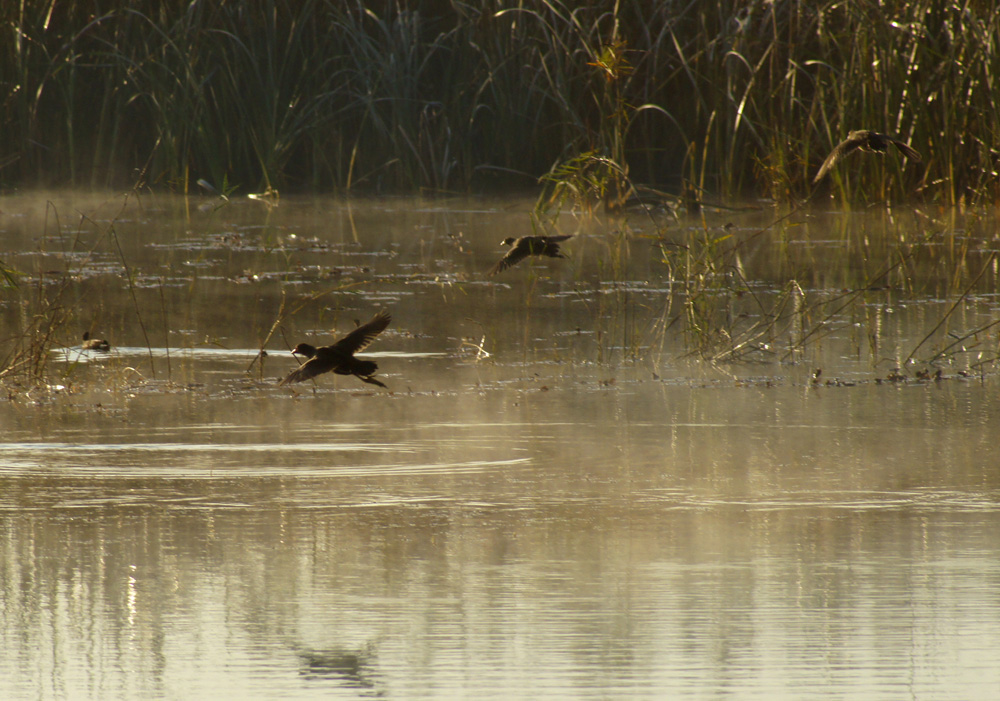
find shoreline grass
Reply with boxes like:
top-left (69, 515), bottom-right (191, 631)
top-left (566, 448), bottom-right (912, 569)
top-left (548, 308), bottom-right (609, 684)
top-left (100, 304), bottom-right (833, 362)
top-left (1, 2), bottom-right (997, 203)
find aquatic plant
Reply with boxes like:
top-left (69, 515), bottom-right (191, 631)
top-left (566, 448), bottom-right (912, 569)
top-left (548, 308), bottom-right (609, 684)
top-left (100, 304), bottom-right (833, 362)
top-left (0, 205), bottom-right (75, 385)
top-left (537, 152), bottom-right (630, 216)
top-left (634, 200), bottom-right (1000, 372)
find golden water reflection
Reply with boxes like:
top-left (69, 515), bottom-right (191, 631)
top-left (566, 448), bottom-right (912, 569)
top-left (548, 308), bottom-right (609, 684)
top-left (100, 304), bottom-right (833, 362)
top-left (1, 193), bottom-right (999, 698)
top-left (3, 379), bottom-right (1000, 699)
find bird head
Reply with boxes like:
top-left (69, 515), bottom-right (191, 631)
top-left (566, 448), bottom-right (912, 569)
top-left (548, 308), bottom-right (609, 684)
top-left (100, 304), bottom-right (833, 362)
top-left (291, 343), bottom-right (317, 358)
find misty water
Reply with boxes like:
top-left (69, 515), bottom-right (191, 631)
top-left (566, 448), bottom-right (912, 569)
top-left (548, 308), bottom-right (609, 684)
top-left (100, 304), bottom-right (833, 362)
top-left (2, 191), bottom-right (999, 699)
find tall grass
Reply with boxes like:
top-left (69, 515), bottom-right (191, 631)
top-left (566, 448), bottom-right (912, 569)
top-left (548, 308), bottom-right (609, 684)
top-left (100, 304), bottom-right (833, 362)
top-left (1, 1), bottom-right (997, 202)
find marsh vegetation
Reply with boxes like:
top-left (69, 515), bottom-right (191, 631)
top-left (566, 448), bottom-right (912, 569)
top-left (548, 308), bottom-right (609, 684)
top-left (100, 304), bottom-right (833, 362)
top-left (4, 2), bottom-right (997, 387)
top-left (3, 5), bottom-right (1000, 697)
top-left (2, 1), bottom-right (998, 203)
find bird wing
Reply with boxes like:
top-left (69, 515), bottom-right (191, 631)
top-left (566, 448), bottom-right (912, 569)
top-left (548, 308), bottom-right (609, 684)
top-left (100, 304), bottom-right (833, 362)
top-left (331, 310), bottom-right (391, 355)
top-left (889, 139), bottom-right (922, 162)
top-left (279, 357), bottom-right (328, 385)
top-left (489, 246), bottom-right (530, 275)
top-left (813, 135), bottom-right (865, 183)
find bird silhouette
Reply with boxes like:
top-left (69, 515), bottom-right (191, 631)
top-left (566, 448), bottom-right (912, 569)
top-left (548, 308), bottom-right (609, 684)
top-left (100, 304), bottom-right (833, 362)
top-left (813, 130), bottom-right (921, 183)
top-left (280, 310), bottom-right (391, 388)
top-left (81, 331), bottom-right (110, 351)
top-left (488, 235), bottom-right (572, 275)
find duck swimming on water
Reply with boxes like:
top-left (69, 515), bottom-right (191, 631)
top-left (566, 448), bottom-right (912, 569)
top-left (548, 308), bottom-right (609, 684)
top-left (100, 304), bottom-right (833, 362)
top-left (81, 331), bottom-right (110, 352)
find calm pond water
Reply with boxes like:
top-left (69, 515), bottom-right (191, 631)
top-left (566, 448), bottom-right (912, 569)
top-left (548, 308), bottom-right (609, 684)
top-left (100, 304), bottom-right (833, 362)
top-left (1, 191), bottom-right (999, 699)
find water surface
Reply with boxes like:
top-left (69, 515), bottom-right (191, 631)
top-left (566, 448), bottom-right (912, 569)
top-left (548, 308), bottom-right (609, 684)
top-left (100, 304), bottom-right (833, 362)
top-left (1, 192), bottom-right (998, 699)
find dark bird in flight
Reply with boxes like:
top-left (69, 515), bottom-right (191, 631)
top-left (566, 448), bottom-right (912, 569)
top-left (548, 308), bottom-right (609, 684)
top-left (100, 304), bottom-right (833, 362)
top-left (813, 130), bottom-right (922, 183)
top-left (280, 310), bottom-right (391, 388)
top-left (488, 235), bottom-right (572, 275)
top-left (81, 331), bottom-right (110, 352)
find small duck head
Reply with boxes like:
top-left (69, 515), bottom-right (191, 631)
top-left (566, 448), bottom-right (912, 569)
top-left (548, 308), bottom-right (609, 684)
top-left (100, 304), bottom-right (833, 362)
top-left (291, 343), bottom-right (318, 358)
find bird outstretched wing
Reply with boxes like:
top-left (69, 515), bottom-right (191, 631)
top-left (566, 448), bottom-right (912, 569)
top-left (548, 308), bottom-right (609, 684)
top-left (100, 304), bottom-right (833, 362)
top-left (813, 133), bottom-right (866, 183)
top-left (489, 247), bottom-right (531, 276)
top-left (332, 310), bottom-right (391, 355)
top-left (280, 357), bottom-right (328, 385)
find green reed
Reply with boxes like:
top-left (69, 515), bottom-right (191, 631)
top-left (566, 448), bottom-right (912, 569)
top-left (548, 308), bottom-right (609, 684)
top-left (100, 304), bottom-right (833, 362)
top-left (1, 1), bottom-right (998, 201)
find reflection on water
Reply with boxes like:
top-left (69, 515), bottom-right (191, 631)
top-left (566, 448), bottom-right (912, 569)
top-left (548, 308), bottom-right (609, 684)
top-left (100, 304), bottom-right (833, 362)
top-left (1, 193), bottom-right (999, 699)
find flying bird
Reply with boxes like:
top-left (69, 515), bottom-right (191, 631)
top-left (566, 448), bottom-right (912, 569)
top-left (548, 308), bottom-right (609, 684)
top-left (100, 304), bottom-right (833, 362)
top-left (813, 130), bottom-right (922, 183)
top-left (81, 331), bottom-right (110, 352)
top-left (280, 310), bottom-right (391, 388)
top-left (488, 235), bottom-right (572, 275)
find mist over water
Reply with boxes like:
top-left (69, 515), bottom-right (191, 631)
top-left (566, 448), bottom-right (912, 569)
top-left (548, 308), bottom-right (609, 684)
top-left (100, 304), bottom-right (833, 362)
top-left (1, 192), bottom-right (999, 699)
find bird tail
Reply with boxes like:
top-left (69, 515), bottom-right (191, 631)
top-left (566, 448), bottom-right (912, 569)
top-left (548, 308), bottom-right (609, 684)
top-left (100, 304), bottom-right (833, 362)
top-left (352, 360), bottom-right (378, 376)
top-left (893, 140), bottom-right (922, 162)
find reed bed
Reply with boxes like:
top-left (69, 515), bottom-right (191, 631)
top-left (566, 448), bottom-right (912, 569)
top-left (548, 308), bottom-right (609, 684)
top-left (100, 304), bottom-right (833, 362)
top-left (2, 1), bottom-right (997, 202)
